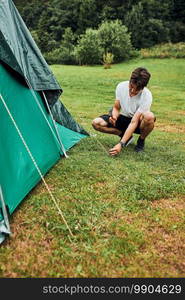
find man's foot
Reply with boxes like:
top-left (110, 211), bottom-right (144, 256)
top-left (135, 137), bottom-right (145, 152)
top-left (125, 135), bottom-right (134, 147)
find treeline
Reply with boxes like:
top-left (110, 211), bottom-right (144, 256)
top-left (13, 0), bottom-right (185, 64)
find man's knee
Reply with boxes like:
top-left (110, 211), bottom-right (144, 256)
top-left (92, 118), bottom-right (99, 130)
top-left (92, 117), bottom-right (106, 130)
top-left (142, 112), bottom-right (155, 124)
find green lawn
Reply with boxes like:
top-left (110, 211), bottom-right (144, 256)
top-left (0, 58), bottom-right (185, 278)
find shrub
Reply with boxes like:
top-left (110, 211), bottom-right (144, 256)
top-left (98, 20), bottom-right (133, 63)
top-left (141, 43), bottom-right (185, 59)
top-left (75, 29), bottom-right (103, 65)
top-left (44, 21), bottom-right (138, 65)
top-left (103, 52), bottom-right (114, 69)
top-left (44, 47), bottom-right (76, 65)
top-left (44, 27), bottom-right (77, 65)
top-left (36, 31), bottom-right (59, 53)
top-left (75, 20), bottom-right (135, 65)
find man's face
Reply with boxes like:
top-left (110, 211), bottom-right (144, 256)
top-left (129, 81), bottom-right (142, 97)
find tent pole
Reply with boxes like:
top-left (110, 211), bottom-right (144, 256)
top-left (25, 79), bottom-right (67, 157)
top-left (0, 185), bottom-right (11, 234)
top-left (42, 91), bottom-right (68, 158)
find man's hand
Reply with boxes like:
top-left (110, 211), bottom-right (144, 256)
top-left (109, 116), bottom-right (117, 127)
top-left (109, 143), bottom-right (122, 156)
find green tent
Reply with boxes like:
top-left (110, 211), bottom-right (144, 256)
top-left (0, 0), bottom-right (88, 243)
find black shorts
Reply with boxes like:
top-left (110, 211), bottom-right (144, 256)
top-left (100, 113), bottom-right (141, 134)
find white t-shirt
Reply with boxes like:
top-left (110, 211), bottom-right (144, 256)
top-left (115, 81), bottom-right (152, 118)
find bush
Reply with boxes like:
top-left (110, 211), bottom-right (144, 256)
top-left (75, 20), bottom-right (135, 65)
top-left (44, 20), bottom-right (138, 65)
top-left (103, 52), bottom-right (114, 69)
top-left (44, 47), bottom-right (76, 65)
top-left (36, 31), bottom-right (59, 53)
top-left (44, 27), bottom-right (77, 65)
top-left (75, 29), bottom-right (103, 65)
top-left (141, 42), bottom-right (185, 59)
top-left (98, 20), bottom-right (133, 63)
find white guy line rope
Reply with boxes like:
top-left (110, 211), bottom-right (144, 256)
top-left (0, 94), bottom-right (73, 237)
top-left (90, 133), bottom-right (110, 156)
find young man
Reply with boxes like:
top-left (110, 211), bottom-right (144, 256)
top-left (92, 67), bottom-right (155, 156)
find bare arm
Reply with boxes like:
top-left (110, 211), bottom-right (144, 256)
top-left (120, 111), bottom-right (141, 143)
top-left (109, 111), bottom-right (142, 156)
top-left (109, 100), bottom-right (121, 126)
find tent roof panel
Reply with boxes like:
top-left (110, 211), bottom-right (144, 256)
top-left (0, 0), bottom-right (61, 94)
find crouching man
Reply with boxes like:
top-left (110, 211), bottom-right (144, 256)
top-left (92, 67), bottom-right (155, 156)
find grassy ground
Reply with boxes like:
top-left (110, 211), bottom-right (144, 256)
top-left (0, 58), bottom-right (185, 278)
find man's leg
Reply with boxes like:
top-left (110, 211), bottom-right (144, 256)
top-left (140, 112), bottom-right (155, 138)
top-left (135, 112), bottom-right (155, 152)
top-left (92, 117), bottom-right (122, 136)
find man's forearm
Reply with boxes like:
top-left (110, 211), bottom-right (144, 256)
top-left (121, 121), bottom-right (138, 143)
top-left (112, 107), bottom-right (120, 119)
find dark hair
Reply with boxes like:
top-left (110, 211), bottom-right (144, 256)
top-left (130, 67), bottom-right (151, 90)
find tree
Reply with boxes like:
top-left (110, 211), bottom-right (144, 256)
top-left (98, 20), bottom-right (133, 62)
top-left (100, 0), bottom-right (140, 22)
top-left (13, 0), bottom-right (185, 55)
top-left (18, 1), bottom-right (45, 30)
top-left (171, 0), bottom-right (185, 22)
top-left (170, 0), bottom-right (185, 42)
top-left (125, 0), bottom-right (171, 48)
top-left (75, 29), bottom-right (103, 65)
top-left (141, 19), bottom-right (170, 48)
top-left (59, 27), bottom-right (76, 64)
top-left (75, 20), bottom-right (135, 65)
top-left (76, 0), bottom-right (99, 34)
top-left (44, 27), bottom-right (76, 64)
top-left (124, 2), bottom-right (144, 49)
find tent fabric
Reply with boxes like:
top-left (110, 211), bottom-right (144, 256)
top-left (0, 0), bottom-right (61, 94)
top-left (0, 62), bottom-right (87, 223)
top-left (0, 62), bottom-right (62, 221)
top-left (0, 0), bottom-right (89, 135)
top-left (0, 0), bottom-right (89, 242)
top-left (0, 0), bottom-right (61, 106)
top-left (51, 101), bottom-right (88, 136)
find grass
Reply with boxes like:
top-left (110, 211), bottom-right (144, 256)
top-left (0, 58), bottom-right (185, 278)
